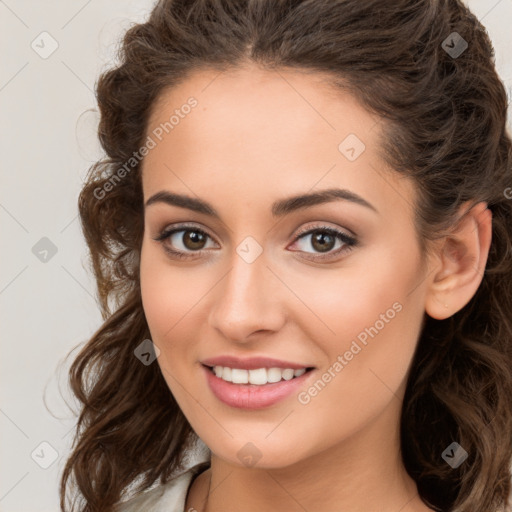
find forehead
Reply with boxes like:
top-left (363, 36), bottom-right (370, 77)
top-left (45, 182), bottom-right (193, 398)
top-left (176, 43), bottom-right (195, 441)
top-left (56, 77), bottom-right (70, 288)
top-left (145, 65), bottom-right (378, 155)
top-left (141, 65), bottom-right (416, 222)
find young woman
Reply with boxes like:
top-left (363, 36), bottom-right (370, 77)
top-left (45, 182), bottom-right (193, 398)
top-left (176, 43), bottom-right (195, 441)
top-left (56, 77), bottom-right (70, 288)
top-left (60, 1), bottom-right (512, 511)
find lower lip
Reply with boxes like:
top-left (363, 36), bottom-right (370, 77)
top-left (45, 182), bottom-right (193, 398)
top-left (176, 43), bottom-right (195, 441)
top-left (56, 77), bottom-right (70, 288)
top-left (202, 364), bottom-right (314, 410)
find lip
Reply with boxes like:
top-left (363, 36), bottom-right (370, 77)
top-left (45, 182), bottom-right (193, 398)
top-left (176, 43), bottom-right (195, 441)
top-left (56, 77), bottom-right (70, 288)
top-left (201, 364), bottom-right (316, 410)
top-left (200, 355), bottom-right (315, 370)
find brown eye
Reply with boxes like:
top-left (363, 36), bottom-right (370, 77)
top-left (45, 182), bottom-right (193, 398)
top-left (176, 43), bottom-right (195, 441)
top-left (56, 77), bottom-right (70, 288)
top-left (289, 225), bottom-right (358, 262)
top-left (153, 223), bottom-right (358, 262)
top-left (154, 225), bottom-right (217, 259)
top-left (309, 231), bottom-right (336, 253)
top-left (181, 230), bottom-right (208, 250)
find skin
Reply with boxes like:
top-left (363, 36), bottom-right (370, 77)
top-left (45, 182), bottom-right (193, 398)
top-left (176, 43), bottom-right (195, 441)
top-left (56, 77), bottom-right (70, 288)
top-left (139, 63), bottom-right (492, 512)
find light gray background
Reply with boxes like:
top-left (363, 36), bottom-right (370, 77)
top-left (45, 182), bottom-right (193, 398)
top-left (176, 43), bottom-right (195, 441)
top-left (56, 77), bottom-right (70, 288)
top-left (1, 1), bottom-right (511, 511)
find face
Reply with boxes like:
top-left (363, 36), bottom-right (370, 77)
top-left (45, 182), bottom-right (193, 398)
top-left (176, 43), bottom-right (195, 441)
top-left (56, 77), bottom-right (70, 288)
top-left (139, 64), bottom-right (431, 469)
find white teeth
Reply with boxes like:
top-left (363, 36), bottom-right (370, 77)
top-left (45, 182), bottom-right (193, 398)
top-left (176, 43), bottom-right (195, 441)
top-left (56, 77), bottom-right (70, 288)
top-left (210, 366), bottom-right (309, 385)
top-left (267, 367), bottom-right (282, 383)
top-left (222, 366), bottom-right (232, 382)
top-left (282, 369), bottom-right (295, 381)
top-left (248, 368), bottom-right (267, 385)
top-left (231, 368), bottom-right (249, 384)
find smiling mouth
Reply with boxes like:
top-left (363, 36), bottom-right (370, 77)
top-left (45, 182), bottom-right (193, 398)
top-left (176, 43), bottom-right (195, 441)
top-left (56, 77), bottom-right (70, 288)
top-left (202, 363), bottom-right (315, 386)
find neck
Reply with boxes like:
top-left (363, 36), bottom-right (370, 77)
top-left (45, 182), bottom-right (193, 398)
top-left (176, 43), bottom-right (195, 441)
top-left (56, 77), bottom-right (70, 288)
top-left (190, 396), bottom-right (433, 512)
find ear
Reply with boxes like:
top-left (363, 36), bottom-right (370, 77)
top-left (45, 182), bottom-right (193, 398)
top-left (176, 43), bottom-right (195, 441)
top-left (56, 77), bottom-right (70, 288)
top-left (424, 201), bottom-right (492, 320)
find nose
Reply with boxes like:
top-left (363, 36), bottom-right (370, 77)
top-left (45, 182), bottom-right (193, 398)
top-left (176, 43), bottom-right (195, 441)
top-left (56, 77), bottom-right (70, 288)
top-left (207, 246), bottom-right (287, 343)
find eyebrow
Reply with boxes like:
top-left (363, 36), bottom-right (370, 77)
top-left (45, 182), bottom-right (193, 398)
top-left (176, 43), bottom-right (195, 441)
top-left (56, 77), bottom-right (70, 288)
top-left (144, 187), bottom-right (378, 218)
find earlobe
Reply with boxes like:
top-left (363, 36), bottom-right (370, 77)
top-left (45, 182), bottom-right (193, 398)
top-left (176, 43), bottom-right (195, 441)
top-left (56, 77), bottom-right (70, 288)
top-left (424, 201), bottom-right (492, 320)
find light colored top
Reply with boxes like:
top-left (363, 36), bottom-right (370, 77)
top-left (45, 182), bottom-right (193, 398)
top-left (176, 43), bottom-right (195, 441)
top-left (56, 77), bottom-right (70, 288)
top-left (114, 462), bottom-right (208, 512)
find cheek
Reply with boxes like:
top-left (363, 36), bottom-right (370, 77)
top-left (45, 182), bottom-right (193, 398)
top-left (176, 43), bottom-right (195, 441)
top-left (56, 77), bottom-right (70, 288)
top-left (140, 247), bottom-right (167, 335)
top-left (140, 244), bottom-right (186, 366)
top-left (287, 244), bottom-right (418, 346)
top-left (139, 243), bottom-right (215, 376)
top-left (290, 289), bottom-right (423, 454)
top-left (140, 242), bottom-right (197, 337)
top-left (293, 240), bottom-right (424, 399)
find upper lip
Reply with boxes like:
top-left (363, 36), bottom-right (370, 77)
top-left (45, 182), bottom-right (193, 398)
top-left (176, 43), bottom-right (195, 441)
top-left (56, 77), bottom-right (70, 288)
top-left (201, 355), bottom-right (315, 370)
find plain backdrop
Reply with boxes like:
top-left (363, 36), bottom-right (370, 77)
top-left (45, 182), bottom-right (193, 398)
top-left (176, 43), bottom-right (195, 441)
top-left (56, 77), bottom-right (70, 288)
top-left (1, 1), bottom-right (511, 511)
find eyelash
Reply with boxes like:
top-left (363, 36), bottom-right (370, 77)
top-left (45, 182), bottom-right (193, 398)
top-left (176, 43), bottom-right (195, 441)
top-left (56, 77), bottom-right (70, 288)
top-left (153, 223), bottom-right (358, 262)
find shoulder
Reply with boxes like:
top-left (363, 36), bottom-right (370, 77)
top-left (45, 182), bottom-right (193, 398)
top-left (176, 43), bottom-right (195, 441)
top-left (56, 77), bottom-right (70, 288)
top-left (114, 462), bottom-right (210, 512)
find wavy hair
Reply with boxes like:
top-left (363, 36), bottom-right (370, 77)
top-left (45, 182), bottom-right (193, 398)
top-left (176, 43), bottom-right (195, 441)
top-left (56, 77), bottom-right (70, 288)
top-left (60, 0), bottom-right (512, 511)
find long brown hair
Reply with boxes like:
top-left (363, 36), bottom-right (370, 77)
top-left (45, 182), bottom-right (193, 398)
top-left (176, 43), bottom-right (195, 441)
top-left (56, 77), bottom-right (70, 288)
top-left (60, 1), bottom-right (512, 511)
